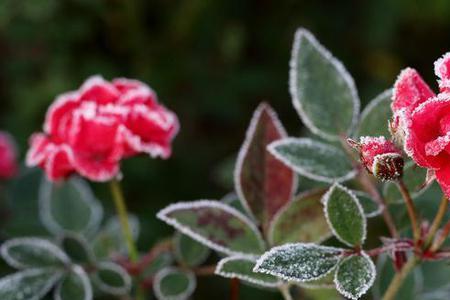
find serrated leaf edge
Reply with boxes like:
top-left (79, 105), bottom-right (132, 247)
top-left (1, 237), bottom-right (70, 269)
top-left (215, 255), bottom-right (281, 288)
top-left (234, 103), bottom-right (298, 224)
top-left (157, 200), bottom-right (265, 257)
top-left (267, 190), bottom-right (332, 246)
top-left (54, 265), bottom-right (93, 300)
top-left (268, 138), bottom-right (357, 183)
top-left (0, 268), bottom-right (63, 300)
top-left (334, 252), bottom-right (376, 300)
top-left (153, 267), bottom-right (196, 300)
top-left (253, 243), bottom-right (344, 283)
top-left (357, 89), bottom-right (392, 136)
top-left (322, 183), bottom-right (367, 247)
top-left (289, 27), bottom-right (360, 141)
top-left (92, 262), bottom-right (131, 296)
top-left (39, 177), bottom-right (103, 237)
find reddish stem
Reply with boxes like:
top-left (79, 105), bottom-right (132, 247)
top-left (230, 278), bottom-right (240, 300)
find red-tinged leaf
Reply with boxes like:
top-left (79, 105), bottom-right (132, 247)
top-left (234, 103), bottom-right (297, 230)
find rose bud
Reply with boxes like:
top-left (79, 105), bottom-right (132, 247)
top-left (348, 136), bottom-right (404, 181)
top-left (0, 131), bottom-right (18, 180)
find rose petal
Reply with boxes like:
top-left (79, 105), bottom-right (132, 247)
top-left (44, 92), bottom-right (79, 139)
top-left (435, 164), bottom-right (450, 198)
top-left (79, 75), bottom-right (119, 105)
top-left (45, 145), bottom-right (75, 181)
top-left (0, 132), bottom-right (18, 179)
top-left (392, 68), bottom-right (435, 114)
top-left (26, 133), bottom-right (51, 167)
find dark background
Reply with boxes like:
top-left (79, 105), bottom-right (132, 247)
top-left (1, 0), bottom-right (450, 298)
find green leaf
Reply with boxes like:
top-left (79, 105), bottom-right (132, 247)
top-left (221, 193), bottom-right (247, 215)
top-left (92, 262), bottom-right (131, 296)
top-left (297, 271), bottom-right (335, 289)
top-left (157, 200), bottom-right (265, 256)
top-left (357, 90), bottom-right (392, 137)
top-left (174, 232), bottom-right (210, 268)
top-left (3, 168), bottom-right (47, 237)
top-left (289, 28), bottom-right (360, 140)
top-left (58, 233), bottom-right (94, 264)
top-left (1, 237), bottom-right (69, 269)
top-left (335, 253), bottom-right (376, 300)
top-left (254, 243), bottom-right (343, 282)
top-left (268, 191), bottom-right (331, 245)
top-left (323, 184), bottom-right (366, 247)
top-left (141, 252), bottom-right (174, 277)
top-left (153, 267), bottom-right (196, 300)
top-left (383, 161), bottom-right (428, 204)
top-left (0, 268), bottom-right (62, 300)
top-left (92, 214), bottom-right (139, 259)
top-left (269, 138), bottom-right (355, 183)
top-left (234, 103), bottom-right (297, 228)
top-left (39, 177), bottom-right (103, 237)
top-left (354, 192), bottom-right (382, 218)
top-left (215, 255), bottom-right (280, 288)
top-left (54, 266), bottom-right (92, 300)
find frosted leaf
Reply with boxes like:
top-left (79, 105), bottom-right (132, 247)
top-left (58, 233), bottom-right (95, 264)
top-left (334, 253), bottom-right (376, 300)
top-left (268, 191), bottom-right (331, 245)
top-left (323, 184), bottom-right (366, 247)
top-left (234, 103), bottom-right (297, 228)
top-left (383, 161), bottom-right (429, 204)
top-left (268, 138), bottom-right (356, 183)
top-left (253, 243), bottom-right (343, 282)
top-left (92, 262), bottom-right (131, 296)
top-left (92, 214), bottom-right (140, 259)
top-left (215, 255), bottom-right (281, 288)
top-left (353, 191), bottom-right (382, 218)
top-left (357, 89), bottom-right (392, 138)
top-left (0, 268), bottom-right (62, 300)
top-left (289, 28), bottom-right (360, 141)
top-left (39, 176), bottom-right (103, 237)
top-left (174, 232), bottom-right (210, 268)
top-left (54, 265), bottom-right (92, 300)
top-left (157, 200), bottom-right (265, 257)
top-left (153, 267), bottom-right (196, 300)
top-left (1, 237), bottom-right (69, 269)
top-left (296, 271), bottom-right (335, 289)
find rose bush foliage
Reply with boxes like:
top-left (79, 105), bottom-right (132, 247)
top-left (1, 27), bottom-right (450, 300)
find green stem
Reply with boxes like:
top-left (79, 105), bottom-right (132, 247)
top-left (109, 178), bottom-right (143, 300)
top-left (382, 256), bottom-right (418, 300)
top-left (279, 284), bottom-right (293, 300)
top-left (424, 195), bottom-right (448, 249)
top-left (396, 179), bottom-right (420, 243)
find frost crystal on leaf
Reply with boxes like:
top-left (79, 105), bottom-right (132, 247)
top-left (289, 28), bottom-right (360, 141)
top-left (253, 243), bottom-right (343, 282)
top-left (268, 138), bottom-right (356, 183)
top-left (153, 267), bottom-right (196, 300)
top-left (92, 262), bottom-right (131, 296)
top-left (157, 200), bottom-right (265, 257)
top-left (1, 237), bottom-right (70, 269)
top-left (334, 252), bottom-right (376, 300)
top-left (215, 255), bottom-right (281, 288)
top-left (54, 265), bottom-right (93, 300)
top-left (322, 183), bottom-right (367, 247)
top-left (234, 102), bottom-right (297, 229)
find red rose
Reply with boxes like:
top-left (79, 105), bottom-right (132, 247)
top-left (26, 76), bottom-right (179, 182)
top-left (393, 53), bottom-right (450, 196)
top-left (0, 131), bottom-right (18, 179)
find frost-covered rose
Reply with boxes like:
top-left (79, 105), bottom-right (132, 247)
top-left (26, 76), bottom-right (179, 182)
top-left (393, 53), bottom-right (450, 196)
top-left (349, 136), bottom-right (403, 181)
top-left (0, 132), bottom-right (18, 179)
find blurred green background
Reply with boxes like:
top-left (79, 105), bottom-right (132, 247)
top-left (2, 0), bottom-right (450, 298)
